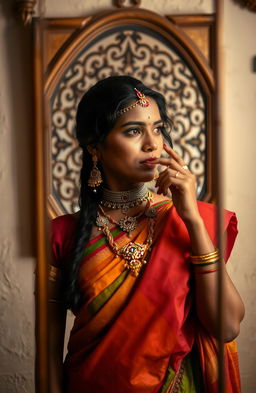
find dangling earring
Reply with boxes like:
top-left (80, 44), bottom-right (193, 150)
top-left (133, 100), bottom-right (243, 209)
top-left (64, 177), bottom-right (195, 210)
top-left (88, 153), bottom-right (103, 192)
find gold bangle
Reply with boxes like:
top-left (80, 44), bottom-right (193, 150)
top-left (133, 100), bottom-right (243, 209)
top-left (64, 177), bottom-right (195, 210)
top-left (192, 259), bottom-right (219, 267)
top-left (191, 250), bottom-right (218, 260)
top-left (190, 249), bottom-right (219, 265)
top-left (49, 265), bottom-right (59, 282)
top-left (191, 257), bottom-right (219, 265)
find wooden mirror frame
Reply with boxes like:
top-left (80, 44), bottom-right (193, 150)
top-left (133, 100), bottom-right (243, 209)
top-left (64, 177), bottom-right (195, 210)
top-left (33, 8), bottom-right (216, 392)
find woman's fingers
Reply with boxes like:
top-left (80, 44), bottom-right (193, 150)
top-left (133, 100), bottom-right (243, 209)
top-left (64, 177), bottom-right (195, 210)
top-left (152, 144), bottom-right (190, 175)
top-left (153, 144), bottom-right (193, 196)
top-left (155, 158), bottom-right (189, 177)
top-left (156, 167), bottom-right (184, 185)
top-left (163, 144), bottom-right (186, 166)
top-left (157, 175), bottom-right (185, 195)
top-left (156, 169), bottom-right (185, 195)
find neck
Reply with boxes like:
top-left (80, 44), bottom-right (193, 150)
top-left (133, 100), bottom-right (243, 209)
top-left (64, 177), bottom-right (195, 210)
top-left (103, 182), bottom-right (144, 192)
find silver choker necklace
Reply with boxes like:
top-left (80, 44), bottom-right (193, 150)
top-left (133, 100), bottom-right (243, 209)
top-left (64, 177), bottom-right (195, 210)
top-left (101, 184), bottom-right (150, 211)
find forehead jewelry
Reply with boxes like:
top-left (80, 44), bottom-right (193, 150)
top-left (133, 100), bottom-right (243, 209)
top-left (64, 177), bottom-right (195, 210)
top-left (116, 87), bottom-right (150, 117)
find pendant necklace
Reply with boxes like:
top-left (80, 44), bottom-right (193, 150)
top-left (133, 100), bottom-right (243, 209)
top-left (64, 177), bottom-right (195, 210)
top-left (97, 198), bottom-right (154, 236)
top-left (95, 200), bottom-right (157, 277)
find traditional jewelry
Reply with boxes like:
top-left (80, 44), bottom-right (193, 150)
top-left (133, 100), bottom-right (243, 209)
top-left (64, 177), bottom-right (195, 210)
top-left (97, 200), bottom-right (157, 236)
top-left (49, 265), bottom-right (58, 282)
top-left (95, 205), bottom-right (156, 277)
top-left (101, 184), bottom-right (151, 214)
top-left (190, 249), bottom-right (219, 265)
top-left (193, 260), bottom-right (219, 267)
top-left (97, 207), bottom-right (139, 234)
top-left (98, 199), bottom-right (153, 234)
top-left (116, 88), bottom-right (150, 117)
top-left (88, 154), bottom-right (103, 192)
top-left (175, 171), bottom-right (180, 178)
top-left (191, 249), bottom-right (219, 259)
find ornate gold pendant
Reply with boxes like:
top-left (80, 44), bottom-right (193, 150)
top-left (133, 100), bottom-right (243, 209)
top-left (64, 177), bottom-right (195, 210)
top-left (118, 216), bottom-right (137, 232)
top-left (119, 242), bottom-right (148, 277)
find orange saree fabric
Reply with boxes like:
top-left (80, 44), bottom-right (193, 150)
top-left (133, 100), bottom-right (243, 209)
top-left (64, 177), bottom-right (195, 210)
top-left (51, 201), bottom-right (240, 393)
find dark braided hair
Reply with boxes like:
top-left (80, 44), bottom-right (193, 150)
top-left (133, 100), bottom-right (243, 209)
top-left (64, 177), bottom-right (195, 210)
top-left (63, 75), bottom-right (173, 311)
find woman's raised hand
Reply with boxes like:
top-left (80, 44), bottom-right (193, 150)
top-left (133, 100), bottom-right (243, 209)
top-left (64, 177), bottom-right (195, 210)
top-left (153, 144), bottom-right (201, 224)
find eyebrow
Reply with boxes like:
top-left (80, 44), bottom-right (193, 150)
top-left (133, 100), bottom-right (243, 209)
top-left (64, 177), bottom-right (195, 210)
top-left (120, 120), bottom-right (163, 128)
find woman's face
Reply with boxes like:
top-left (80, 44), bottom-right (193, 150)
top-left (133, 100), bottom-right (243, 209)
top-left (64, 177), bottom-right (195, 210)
top-left (97, 98), bottom-right (164, 191)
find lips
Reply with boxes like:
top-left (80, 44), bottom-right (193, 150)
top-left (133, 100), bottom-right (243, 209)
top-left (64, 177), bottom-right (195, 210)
top-left (140, 157), bottom-right (158, 163)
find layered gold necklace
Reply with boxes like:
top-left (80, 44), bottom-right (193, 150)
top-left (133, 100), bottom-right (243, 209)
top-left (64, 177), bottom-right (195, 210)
top-left (96, 185), bottom-right (157, 276)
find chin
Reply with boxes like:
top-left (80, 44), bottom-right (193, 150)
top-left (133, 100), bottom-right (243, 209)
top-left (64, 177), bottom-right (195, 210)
top-left (138, 173), bottom-right (155, 183)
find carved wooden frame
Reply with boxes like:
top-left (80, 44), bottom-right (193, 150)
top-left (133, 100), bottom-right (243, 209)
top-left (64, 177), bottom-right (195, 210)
top-left (33, 8), bottom-right (216, 392)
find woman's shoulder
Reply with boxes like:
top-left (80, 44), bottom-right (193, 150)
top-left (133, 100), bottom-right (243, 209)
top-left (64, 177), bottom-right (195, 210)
top-left (51, 212), bottom-right (79, 265)
top-left (52, 211), bottom-right (78, 227)
top-left (151, 192), bottom-right (172, 207)
top-left (51, 212), bottom-right (79, 244)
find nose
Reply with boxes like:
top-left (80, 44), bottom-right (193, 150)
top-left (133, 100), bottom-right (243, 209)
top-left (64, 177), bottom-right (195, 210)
top-left (142, 133), bottom-right (158, 152)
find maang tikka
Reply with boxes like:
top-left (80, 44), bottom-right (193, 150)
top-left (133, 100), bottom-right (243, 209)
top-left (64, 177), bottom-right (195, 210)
top-left (116, 88), bottom-right (150, 117)
top-left (88, 149), bottom-right (103, 192)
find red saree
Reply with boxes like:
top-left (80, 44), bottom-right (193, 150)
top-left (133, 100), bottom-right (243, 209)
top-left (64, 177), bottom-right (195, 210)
top-left (51, 200), bottom-right (240, 393)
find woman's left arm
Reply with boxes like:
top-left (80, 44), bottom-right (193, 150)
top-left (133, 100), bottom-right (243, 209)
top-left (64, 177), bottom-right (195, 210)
top-left (184, 217), bottom-right (245, 342)
top-left (153, 144), bottom-right (245, 342)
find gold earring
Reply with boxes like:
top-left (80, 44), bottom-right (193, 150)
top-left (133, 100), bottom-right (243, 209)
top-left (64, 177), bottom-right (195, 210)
top-left (88, 153), bottom-right (103, 192)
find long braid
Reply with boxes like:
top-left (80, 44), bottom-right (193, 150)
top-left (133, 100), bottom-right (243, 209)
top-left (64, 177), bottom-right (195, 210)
top-left (63, 150), bottom-right (101, 311)
top-left (62, 75), bottom-right (173, 311)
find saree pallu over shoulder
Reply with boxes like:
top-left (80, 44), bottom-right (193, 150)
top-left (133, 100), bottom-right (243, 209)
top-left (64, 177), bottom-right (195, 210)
top-left (58, 201), bottom-right (240, 393)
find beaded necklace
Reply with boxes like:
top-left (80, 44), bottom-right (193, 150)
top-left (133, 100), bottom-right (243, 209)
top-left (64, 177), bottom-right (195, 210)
top-left (101, 184), bottom-right (150, 214)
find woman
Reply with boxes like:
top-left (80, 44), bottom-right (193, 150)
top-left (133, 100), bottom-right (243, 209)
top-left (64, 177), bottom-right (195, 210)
top-left (50, 75), bottom-right (244, 393)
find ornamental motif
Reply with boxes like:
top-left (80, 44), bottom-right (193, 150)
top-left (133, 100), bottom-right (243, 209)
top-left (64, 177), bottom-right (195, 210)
top-left (15, 0), bottom-right (37, 25)
top-left (51, 27), bottom-right (207, 214)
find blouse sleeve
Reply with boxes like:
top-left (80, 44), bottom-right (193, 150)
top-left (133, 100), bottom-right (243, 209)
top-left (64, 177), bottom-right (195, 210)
top-left (51, 214), bottom-right (76, 269)
top-left (197, 201), bottom-right (238, 263)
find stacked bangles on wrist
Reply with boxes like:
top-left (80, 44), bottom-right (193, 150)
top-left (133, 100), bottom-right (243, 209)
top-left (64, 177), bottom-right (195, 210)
top-left (191, 249), bottom-right (220, 275)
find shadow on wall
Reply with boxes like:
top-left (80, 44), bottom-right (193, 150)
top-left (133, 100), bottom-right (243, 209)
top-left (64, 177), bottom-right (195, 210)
top-left (3, 0), bottom-right (36, 258)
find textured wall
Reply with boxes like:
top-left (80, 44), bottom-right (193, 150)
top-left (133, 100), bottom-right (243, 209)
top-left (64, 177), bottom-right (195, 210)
top-left (223, 2), bottom-right (256, 392)
top-left (0, 0), bottom-right (255, 392)
top-left (41, 0), bottom-right (214, 17)
top-left (0, 1), bottom-right (35, 392)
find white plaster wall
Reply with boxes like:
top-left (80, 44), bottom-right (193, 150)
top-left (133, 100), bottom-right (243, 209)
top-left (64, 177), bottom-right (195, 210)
top-left (40, 0), bottom-right (214, 17)
top-left (0, 0), bottom-right (255, 392)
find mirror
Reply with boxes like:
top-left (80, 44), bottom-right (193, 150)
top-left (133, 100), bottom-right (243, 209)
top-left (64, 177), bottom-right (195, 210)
top-left (31, 4), bottom-right (247, 393)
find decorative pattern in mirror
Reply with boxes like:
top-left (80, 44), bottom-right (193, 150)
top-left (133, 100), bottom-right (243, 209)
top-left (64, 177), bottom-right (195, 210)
top-left (51, 27), bottom-right (207, 214)
top-left (35, 10), bottom-right (215, 218)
